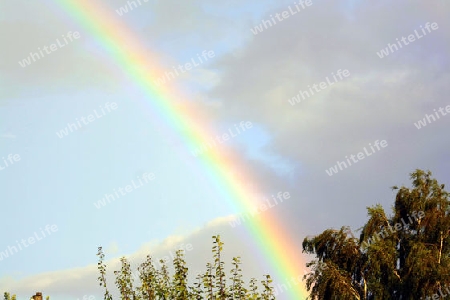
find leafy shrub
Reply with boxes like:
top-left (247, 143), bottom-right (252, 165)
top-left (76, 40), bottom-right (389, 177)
top-left (97, 235), bottom-right (276, 300)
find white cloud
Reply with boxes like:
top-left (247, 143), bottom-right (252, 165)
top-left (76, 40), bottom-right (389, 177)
top-left (0, 215), bottom-right (304, 300)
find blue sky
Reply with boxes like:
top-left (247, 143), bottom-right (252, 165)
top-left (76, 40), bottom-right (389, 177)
top-left (0, 0), bottom-right (280, 289)
top-left (0, 86), bottom-right (239, 274)
top-left (1, 0), bottom-right (449, 299)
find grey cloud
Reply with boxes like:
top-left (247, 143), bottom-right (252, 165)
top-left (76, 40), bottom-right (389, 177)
top-left (202, 0), bottom-right (450, 232)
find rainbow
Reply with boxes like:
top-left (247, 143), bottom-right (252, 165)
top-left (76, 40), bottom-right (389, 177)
top-left (52, 1), bottom-right (308, 298)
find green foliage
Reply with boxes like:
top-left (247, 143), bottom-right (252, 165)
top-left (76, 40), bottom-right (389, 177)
top-left (114, 256), bottom-right (136, 300)
top-left (3, 293), bottom-right (47, 300)
top-left (97, 246), bottom-right (113, 300)
top-left (229, 257), bottom-right (247, 299)
top-left (302, 169), bottom-right (450, 299)
top-left (2, 293), bottom-right (18, 300)
top-left (173, 249), bottom-right (189, 299)
top-left (137, 255), bottom-right (158, 299)
top-left (260, 275), bottom-right (275, 300)
top-left (212, 235), bottom-right (226, 299)
top-left (97, 235), bottom-right (276, 299)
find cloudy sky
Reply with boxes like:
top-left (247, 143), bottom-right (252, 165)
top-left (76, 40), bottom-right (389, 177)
top-left (0, 0), bottom-right (449, 299)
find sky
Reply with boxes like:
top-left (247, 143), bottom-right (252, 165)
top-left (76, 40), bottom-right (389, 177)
top-left (0, 0), bottom-right (449, 299)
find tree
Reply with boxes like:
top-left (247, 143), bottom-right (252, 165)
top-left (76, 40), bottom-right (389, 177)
top-left (97, 235), bottom-right (276, 299)
top-left (302, 169), bottom-right (450, 299)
